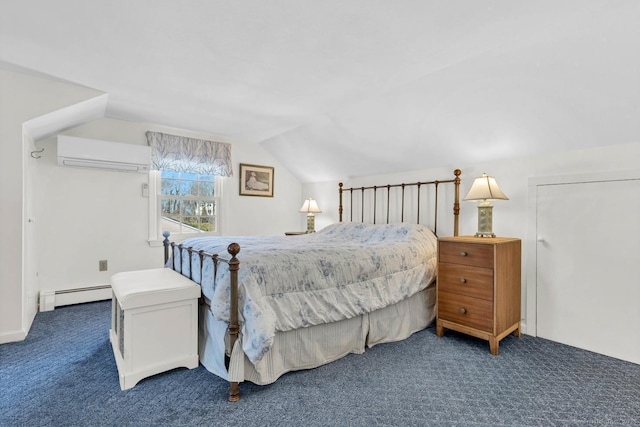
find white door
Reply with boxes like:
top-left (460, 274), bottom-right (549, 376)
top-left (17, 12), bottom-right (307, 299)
top-left (536, 177), bottom-right (640, 364)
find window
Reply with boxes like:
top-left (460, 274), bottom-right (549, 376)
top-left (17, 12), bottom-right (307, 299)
top-left (160, 170), bottom-right (218, 233)
top-left (148, 171), bottom-right (221, 244)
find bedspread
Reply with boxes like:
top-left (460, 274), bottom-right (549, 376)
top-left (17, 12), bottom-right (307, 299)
top-left (172, 222), bottom-right (438, 363)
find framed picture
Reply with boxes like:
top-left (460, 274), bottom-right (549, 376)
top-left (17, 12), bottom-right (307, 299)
top-left (239, 163), bottom-right (274, 197)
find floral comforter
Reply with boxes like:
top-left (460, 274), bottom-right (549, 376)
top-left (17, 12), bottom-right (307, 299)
top-left (173, 222), bottom-right (438, 363)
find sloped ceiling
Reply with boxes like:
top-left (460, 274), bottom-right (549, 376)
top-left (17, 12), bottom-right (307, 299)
top-left (1, 1), bottom-right (638, 182)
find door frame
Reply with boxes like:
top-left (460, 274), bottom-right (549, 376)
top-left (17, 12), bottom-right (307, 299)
top-left (526, 169), bottom-right (640, 337)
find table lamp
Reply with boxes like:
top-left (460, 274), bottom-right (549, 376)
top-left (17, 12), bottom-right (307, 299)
top-left (299, 197), bottom-right (322, 233)
top-left (463, 173), bottom-right (508, 238)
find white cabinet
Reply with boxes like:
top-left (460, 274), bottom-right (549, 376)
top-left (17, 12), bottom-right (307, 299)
top-left (109, 268), bottom-right (201, 390)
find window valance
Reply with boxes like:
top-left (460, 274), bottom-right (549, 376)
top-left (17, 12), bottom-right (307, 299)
top-left (145, 131), bottom-right (233, 176)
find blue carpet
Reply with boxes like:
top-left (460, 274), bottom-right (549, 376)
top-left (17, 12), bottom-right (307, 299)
top-left (1, 301), bottom-right (639, 426)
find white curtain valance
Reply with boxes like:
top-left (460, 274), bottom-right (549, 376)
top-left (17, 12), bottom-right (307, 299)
top-left (145, 131), bottom-right (233, 176)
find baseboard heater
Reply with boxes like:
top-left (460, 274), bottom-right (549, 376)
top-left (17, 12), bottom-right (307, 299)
top-left (39, 285), bottom-right (112, 312)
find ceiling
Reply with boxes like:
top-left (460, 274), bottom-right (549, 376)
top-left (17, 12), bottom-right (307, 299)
top-left (1, 1), bottom-right (639, 182)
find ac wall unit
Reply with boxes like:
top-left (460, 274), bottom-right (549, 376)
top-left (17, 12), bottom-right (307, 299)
top-left (57, 135), bottom-right (151, 173)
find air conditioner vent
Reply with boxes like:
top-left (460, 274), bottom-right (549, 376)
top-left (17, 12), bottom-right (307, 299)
top-left (57, 135), bottom-right (151, 173)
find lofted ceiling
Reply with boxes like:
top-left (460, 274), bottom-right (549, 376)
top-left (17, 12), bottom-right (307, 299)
top-left (1, 1), bottom-right (639, 182)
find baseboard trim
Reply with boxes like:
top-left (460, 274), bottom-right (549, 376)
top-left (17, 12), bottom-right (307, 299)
top-left (0, 329), bottom-right (27, 344)
top-left (520, 320), bottom-right (528, 336)
top-left (39, 285), bottom-right (112, 311)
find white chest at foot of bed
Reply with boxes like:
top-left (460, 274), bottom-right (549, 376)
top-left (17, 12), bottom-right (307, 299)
top-left (109, 268), bottom-right (201, 390)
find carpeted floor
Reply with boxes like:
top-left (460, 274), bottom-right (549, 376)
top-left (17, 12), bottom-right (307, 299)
top-left (1, 300), bottom-right (639, 426)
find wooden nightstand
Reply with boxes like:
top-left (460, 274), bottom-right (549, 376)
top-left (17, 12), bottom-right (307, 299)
top-left (436, 236), bottom-right (521, 355)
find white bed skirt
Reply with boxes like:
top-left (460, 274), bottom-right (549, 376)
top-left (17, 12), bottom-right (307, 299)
top-left (198, 283), bottom-right (435, 385)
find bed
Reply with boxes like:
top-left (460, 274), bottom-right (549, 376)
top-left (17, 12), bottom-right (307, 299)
top-left (164, 169), bottom-right (461, 401)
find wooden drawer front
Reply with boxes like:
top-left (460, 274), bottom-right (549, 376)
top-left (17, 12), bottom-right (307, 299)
top-left (438, 291), bottom-right (493, 332)
top-left (438, 263), bottom-right (493, 301)
top-left (439, 241), bottom-right (493, 268)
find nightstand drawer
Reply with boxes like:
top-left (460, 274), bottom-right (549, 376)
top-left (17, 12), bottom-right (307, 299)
top-left (438, 291), bottom-right (493, 332)
top-left (438, 263), bottom-right (493, 301)
top-left (439, 241), bottom-right (493, 268)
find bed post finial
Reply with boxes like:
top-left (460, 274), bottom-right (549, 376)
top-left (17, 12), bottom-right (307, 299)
top-left (453, 169), bottom-right (461, 236)
top-left (227, 242), bottom-right (241, 402)
top-left (162, 231), bottom-right (170, 264)
top-left (227, 243), bottom-right (240, 258)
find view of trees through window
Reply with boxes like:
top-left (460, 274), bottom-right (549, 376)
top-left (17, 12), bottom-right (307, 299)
top-left (161, 171), bottom-right (216, 233)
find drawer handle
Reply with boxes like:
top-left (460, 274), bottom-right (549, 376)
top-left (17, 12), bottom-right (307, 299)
top-left (460, 251), bottom-right (467, 257)
top-left (460, 278), bottom-right (467, 284)
top-left (459, 307), bottom-right (467, 314)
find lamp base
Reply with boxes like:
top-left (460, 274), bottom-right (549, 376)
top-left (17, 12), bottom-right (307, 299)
top-left (475, 231), bottom-right (496, 238)
top-left (306, 213), bottom-right (315, 233)
top-left (475, 203), bottom-right (495, 238)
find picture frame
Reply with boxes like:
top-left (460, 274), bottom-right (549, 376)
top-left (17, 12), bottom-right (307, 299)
top-left (239, 163), bottom-right (274, 197)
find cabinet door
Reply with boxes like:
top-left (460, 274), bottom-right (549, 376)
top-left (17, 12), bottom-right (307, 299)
top-left (536, 178), bottom-right (640, 364)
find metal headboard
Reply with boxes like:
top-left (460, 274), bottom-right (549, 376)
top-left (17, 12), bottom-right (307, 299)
top-left (338, 169), bottom-right (461, 237)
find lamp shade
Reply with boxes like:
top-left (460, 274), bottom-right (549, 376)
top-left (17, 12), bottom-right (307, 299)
top-left (464, 173), bottom-right (509, 201)
top-left (299, 197), bottom-right (322, 214)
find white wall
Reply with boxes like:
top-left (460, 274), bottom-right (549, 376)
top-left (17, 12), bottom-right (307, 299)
top-left (0, 69), bottom-right (104, 342)
top-left (34, 117), bottom-right (303, 297)
top-left (303, 141), bottom-right (640, 334)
